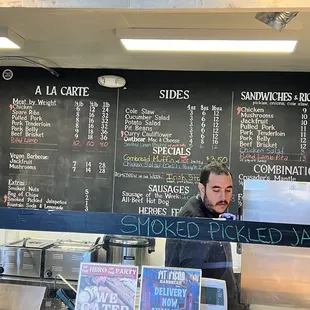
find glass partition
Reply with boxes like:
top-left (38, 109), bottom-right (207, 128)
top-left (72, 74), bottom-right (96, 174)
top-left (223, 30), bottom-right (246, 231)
top-left (0, 224), bottom-right (309, 310)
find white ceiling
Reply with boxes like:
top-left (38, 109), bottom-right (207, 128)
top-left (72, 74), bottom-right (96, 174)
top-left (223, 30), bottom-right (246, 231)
top-left (0, 8), bottom-right (310, 71)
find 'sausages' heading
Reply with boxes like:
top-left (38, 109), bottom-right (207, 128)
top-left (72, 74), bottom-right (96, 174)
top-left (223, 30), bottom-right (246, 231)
top-left (34, 85), bottom-right (90, 97)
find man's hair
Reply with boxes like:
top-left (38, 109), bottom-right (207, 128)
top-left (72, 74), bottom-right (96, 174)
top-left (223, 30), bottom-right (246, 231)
top-left (199, 161), bottom-right (231, 185)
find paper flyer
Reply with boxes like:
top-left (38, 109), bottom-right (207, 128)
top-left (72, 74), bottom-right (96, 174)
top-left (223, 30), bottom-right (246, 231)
top-left (75, 263), bottom-right (139, 310)
top-left (139, 266), bottom-right (202, 310)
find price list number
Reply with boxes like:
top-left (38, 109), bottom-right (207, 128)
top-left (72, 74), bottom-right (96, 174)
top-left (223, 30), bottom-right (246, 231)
top-left (88, 101), bottom-right (98, 141)
top-left (300, 107), bottom-right (308, 161)
top-left (187, 105), bottom-right (196, 148)
top-left (71, 159), bottom-right (94, 176)
top-left (85, 188), bottom-right (89, 212)
top-left (206, 156), bottom-right (228, 164)
top-left (71, 160), bottom-right (106, 175)
top-left (73, 101), bottom-right (84, 146)
top-left (100, 102), bottom-right (110, 148)
top-left (99, 162), bottom-right (106, 174)
top-left (72, 160), bottom-right (77, 172)
top-left (212, 106), bottom-right (222, 150)
top-left (200, 105), bottom-right (208, 149)
top-left (86, 161), bottom-right (92, 173)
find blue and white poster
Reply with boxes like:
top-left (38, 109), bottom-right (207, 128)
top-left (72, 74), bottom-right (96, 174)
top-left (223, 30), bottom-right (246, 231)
top-left (139, 266), bottom-right (202, 310)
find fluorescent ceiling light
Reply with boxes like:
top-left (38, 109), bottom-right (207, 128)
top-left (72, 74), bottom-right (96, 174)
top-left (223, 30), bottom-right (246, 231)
top-left (121, 39), bottom-right (297, 53)
top-left (0, 37), bottom-right (20, 49)
top-left (0, 27), bottom-right (24, 49)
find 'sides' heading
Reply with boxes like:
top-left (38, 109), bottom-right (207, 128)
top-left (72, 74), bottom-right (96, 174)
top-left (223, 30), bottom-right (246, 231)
top-left (159, 89), bottom-right (190, 100)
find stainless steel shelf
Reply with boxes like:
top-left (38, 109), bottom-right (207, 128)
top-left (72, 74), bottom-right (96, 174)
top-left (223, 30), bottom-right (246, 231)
top-left (0, 275), bottom-right (77, 290)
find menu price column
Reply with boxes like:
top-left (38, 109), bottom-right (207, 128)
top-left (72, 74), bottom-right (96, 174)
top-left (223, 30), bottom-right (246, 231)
top-left (70, 97), bottom-right (116, 213)
top-left (87, 101), bottom-right (96, 141)
top-left (199, 105), bottom-right (207, 149)
top-left (199, 104), bottom-right (228, 158)
top-left (212, 105), bottom-right (222, 150)
top-left (74, 101), bottom-right (82, 142)
top-left (100, 102), bottom-right (110, 147)
top-left (300, 107), bottom-right (308, 161)
top-left (187, 104), bottom-right (195, 148)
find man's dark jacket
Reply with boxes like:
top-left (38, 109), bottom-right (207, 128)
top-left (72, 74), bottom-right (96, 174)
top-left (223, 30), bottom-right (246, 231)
top-left (165, 195), bottom-right (239, 310)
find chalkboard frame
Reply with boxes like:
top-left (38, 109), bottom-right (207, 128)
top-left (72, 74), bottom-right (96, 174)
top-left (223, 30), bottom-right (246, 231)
top-left (0, 208), bottom-right (310, 249)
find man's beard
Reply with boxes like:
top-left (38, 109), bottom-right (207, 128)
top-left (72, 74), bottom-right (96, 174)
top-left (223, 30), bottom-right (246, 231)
top-left (203, 195), bottom-right (228, 214)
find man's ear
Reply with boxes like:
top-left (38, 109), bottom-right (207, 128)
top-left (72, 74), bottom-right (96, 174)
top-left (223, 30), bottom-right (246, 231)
top-left (198, 183), bottom-right (205, 197)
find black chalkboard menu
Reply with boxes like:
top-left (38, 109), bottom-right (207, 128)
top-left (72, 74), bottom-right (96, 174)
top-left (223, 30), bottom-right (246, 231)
top-left (0, 67), bottom-right (309, 216)
top-left (113, 72), bottom-right (232, 215)
top-left (0, 68), bottom-right (117, 213)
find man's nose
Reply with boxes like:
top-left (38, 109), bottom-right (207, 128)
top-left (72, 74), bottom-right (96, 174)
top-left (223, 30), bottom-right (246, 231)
top-left (219, 190), bottom-right (225, 200)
